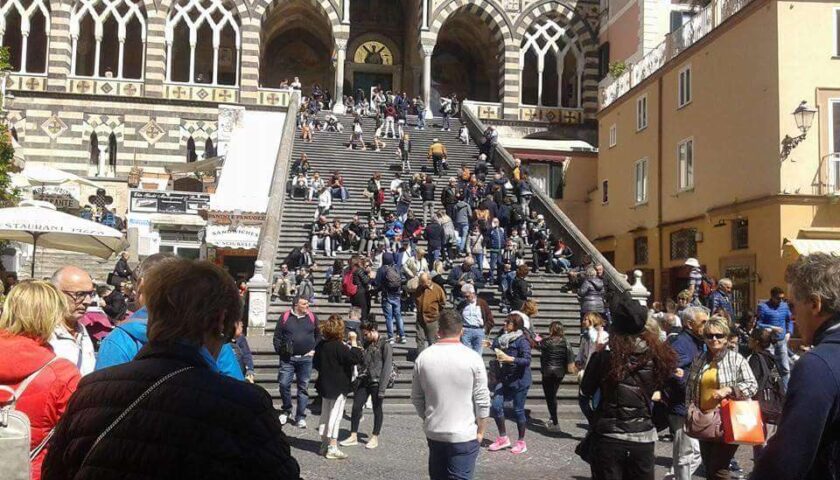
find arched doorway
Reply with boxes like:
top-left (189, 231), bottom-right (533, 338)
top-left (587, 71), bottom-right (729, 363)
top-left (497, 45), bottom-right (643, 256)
top-left (431, 6), bottom-right (504, 110)
top-left (259, 0), bottom-right (334, 93)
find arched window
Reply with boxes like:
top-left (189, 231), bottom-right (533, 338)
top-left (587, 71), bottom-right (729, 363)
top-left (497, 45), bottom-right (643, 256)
top-left (0, 0), bottom-right (50, 74)
top-left (165, 0), bottom-right (240, 86)
top-left (108, 132), bottom-right (117, 166)
top-left (204, 137), bottom-right (215, 158)
top-left (186, 136), bottom-right (197, 162)
top-left (89, 132), bottom-right (99, 165)
top-left (519, 18), bottom-right (583, 108)
top-left (10, 126), bottom-right (18, 141)
top-left (70, 0), bottom-right (146, 79)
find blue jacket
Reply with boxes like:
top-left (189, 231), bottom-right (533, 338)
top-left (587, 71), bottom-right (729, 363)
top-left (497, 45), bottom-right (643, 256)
top-left (374, 253), bottom-right (401, 300)
top-left (753, 319), bottom-right (840, 480)
top-left (96, 307), bottom-right (245, 380)
top-left (488, 227), bottom-right (506, 251)
top-left (493, 334), bottom-right (532, 390)
top-left (664, 328), bottom-right (704, 416)
top-left (757, 300), bottom-right (793, 341)
top-left (707, 289), bottom-right (734, 319)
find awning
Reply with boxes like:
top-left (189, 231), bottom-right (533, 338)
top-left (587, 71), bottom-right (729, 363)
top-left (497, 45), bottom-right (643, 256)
top-left (205, 224), bottom-right (260, 250)
top-left (500, 137), bottom-right (597, 152)
top-left (148, 213), bottom-right (206, 227)
top-left (784, 239), bottom-right (840, 256)
top-left (165, 156), bottom-right (224, 174)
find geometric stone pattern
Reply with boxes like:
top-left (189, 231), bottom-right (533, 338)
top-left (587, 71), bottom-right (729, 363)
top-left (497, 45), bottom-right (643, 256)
top-left (41, 114), bottom-right (68, 139)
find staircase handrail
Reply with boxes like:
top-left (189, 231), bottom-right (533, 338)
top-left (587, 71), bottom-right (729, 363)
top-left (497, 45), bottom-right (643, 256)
top-left (460, 102), bottom-right (632, 295)
top-left (255, 92), bottom-right (300, 286)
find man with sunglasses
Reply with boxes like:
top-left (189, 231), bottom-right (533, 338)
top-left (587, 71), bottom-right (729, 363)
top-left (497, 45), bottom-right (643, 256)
top-left (50, 266), bottom-right (97, 375)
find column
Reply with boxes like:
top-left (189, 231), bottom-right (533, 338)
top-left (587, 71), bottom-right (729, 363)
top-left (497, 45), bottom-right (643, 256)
top-left (343, 0), bottom-right (350, 24)
top-left (247, 260), bottom-right (269, 335)
top-left (117, 40), bottom-right (125, 78)
top-left (332, 40), bottom-right (346, 112)
top-left (422, 44), bottom-right (433, 107)
top-left (422, 0), bottom-right (429, 30)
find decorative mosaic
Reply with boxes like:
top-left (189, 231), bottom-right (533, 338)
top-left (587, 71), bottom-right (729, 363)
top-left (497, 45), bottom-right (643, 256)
top-left (40, 114), bottom-right (68, 139)
top-left (258, 89), bottom-right (291, 108)
top-left (179, 119), bottom-right (217, 145)
top-left (83, 114), bottom-right (125, 141)
top-left (165, 84), bottom-right (239, 103)
top-left (139, 119), bottom-right (166, 145)
top-left (7, 75), bottom-right (46, 92)
top-left (517, 107), bottom-right (583, 124)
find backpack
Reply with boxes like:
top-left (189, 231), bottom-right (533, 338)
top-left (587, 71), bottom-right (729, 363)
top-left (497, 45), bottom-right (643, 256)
top-left (0, 358), bottom-right (59, 480)
top-left (384, 265), bottom-right (402, 291)
top-left (382, 341), bottom-right (400, 389)
top-left (281, 309), bottom-right (316, 326)
top-left (753, 353), bottom-right (785, 424)
top-left (342, 269), bottom-right (358, 297)
top-left (700, 275), bottom-right (716, 299)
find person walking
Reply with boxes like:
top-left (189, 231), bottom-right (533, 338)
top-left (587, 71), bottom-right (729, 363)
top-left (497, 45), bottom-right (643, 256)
top-left (341, 320), bottom-right (393, 450)
top-left (411, 309), bottom-right (491, 480)
top-left (576, 311), bottom-right (609, 423)
top-left (399, 133), bottom-right (412, 173)
top-left (756, 286), bottom-right (793, 390)
top-left (746, 327), bottom-right (783, 463)
top-left (414, 272), bottom-right (446, 354)
top-left (313, 315), bottom-right (364, 459)
top-left (0, 280), bottom-right (81, 480)
top-left (273, 296), bottom-right (320, 428)
top-left (508, 264), bottom-right (532, 313)
top-left (685, 316), bottom-right (757, 480)
top-left (420, 175), bottom-right (436, 224)
top-left (578, 266), bottom-right (606, 321)
top-left (457, 283), bottom-right (494, 355)
top-left (537, 321), bottom-right (576, 432)
top-left (49, 266), bottom-right (97, 376)
top-left (707, 279), bottom-right (735, 320)
top-left (347, 256), bottom-right (373, 321)
top-left (581, 292), bottom-right (677, 480)
top-left (374, 253), bottom-right (406, 344)
top-left (486, 314), bottom-right (533, 454)
top-left (440, 95), bottom-right (453, 131)
top-left (42, 259), bottom-right (302, 480)
top-left (664, 306), bottom-right (708, 480)
top-left (753, 253), bottom-right (840, 479)
top-left (428, 139), bottom-right (447, 176)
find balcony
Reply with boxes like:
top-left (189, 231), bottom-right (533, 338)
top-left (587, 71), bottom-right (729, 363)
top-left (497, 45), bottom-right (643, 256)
top-left (600, 0), bottom-right (754, 109)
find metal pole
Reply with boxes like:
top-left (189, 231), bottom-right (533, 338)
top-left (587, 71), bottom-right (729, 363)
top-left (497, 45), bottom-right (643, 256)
top-left (30, 232), bottom-right (38, 278)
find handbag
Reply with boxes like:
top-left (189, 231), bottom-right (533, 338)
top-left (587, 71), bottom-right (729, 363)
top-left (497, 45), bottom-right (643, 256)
top-left (574, 431), bottom-right (594, 464)
top-left (685, 403), bottom-right (724, 441)
top-left (721, 399), bottom-right (766, 445)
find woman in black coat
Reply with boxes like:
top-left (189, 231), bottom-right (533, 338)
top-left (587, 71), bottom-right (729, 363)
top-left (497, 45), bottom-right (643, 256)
top-left (348, 256), bottom-right (372, 320)
top-left (509, 264), bottom-right (532, 312)
top-left (42, 259), bottom-right (301, 480)
top-left (313, 315), bottom-right (363, 460)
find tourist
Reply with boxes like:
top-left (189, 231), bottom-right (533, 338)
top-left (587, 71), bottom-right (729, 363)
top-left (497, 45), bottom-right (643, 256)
top-left (746, 327), bottom-right (782, 462)
top-left (487, 218), bottom-right (506, 284)
top-left (581, 292), bottom-right (677, 480)
top-left (310, 215), bottom-right (333, 258)
top-left (452, 194), bottom-right (472, 254)
top-left (343, 215), bottom-right (364, 252)
top-left (508, 264), bottom-right (532, 312)
top-left (0, 280), bottom-right (80, 479)
top-left (578, 266), bottom-right (606, 322)
top-left (510, 298), bottom-right (538, 332)
top-left (399, 133), bottom-right (412, 172)
top-left (414, 272), bottom-right (446, 354)
top-left (550, 240), bottom-right (573, 273)
top-left (756, 286), bottom-right (793, 390)
top-left (330, 172), bottom-right (348, 202)
top-left (308, 172), bottom-right (325, 202)
top-left (537, 321), bottom-right (576, 432)
top-left (414, 97), bottom-right (426, 130)
top-left (342, 320), bottom-right (393, 450)
top-left (42, 259), bottom-right (302, 479)
top-left (420, 175), bottom-right (436, 224)
top-left (111, 251), bottom-right (133, 285)
top-left (440, 95), bottom-right (453, 131)
top-left (753, 253), bottom-right (840, 479)
top-left (360, 218), bottom-right (382, 257)
top-left (313, 314), bottom-right (363, 459)
top-left (428, 138), bottom-right (447, 176)
top-left (374, 252), bottom-right (405, 344)
top-left (102, 282), bottom-right (128, 323)
top-left (685, 258), bottom-right (704, 304)
top-left (411, 309), bottom-right (490, 480)
top-left (49, 266), bottom-right (98, 376)
top-left (423, 214), bottom-right (445, 266)
top-left (706, 278), bottom-right (734, 320)
top-left (273, 296), bottom-right (320, 428)
top-left (365, 172), bottom-right (383, 220)
top-left (301, 120), bottom-right (313, 143)
top-left (457, 283), bottom-right (493, 355)
top-left (315, 186), bottom-right (332, 221)
top-left (384, 103), bottom-right (397, 138)
top-left (466, 224), bottom-right (485, 275)
top-left (326, 259), bottom-right (344, 303)
top-left (685, 316), bottom-right (757, 479)
top-left (459, 123), bottom-right (469, 144)
top-left (665, 306), bottom-right (708, 480)
top-left (486, 314), bottom-right (533, 455)
top-left (295, 268), bottom-right (316, 305)
top-left (291, 76), bottom-right (301, 90)
top-left (348, 256), bottom-right (373, 321)
top-left (576, 311), bottom-right (608, 423)
top-left (231, 319), bottom-right (254, 383)
top-left (447, 256), bottom-right (485, 303)
top-left (373, 124), bottom-right (386, 151)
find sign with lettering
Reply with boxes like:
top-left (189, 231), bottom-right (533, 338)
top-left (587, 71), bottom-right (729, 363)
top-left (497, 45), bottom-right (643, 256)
top-left (129, 190), bottom-right (210, 215)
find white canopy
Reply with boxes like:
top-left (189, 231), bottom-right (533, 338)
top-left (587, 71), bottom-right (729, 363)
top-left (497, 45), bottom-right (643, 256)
top-left (0, 200), bottom-right (127, 275)
top-left (12, 164), bottom-right (102, 189)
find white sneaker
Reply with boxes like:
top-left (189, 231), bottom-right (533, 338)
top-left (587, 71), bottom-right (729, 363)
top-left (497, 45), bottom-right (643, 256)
top-left (295, 419), bottom-right (307, 429)
top-left (279, 412), bottom-right (289, 425)
top-left (339, 436), bottom-right (359, 447)
top-left (326, 447), bottom-right (348, 460)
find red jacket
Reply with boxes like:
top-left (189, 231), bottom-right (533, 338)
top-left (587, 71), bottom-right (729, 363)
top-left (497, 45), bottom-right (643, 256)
top-left (0, 332), bottom-right (80, 479)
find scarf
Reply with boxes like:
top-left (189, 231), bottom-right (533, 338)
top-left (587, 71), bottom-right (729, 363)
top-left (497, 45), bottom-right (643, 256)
top-left (497, 330), bottom-right (523, 350)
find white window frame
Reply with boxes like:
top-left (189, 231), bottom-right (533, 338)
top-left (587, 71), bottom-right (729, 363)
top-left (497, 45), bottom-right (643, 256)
top-left (835, 8), bottom-right (840, 57)
top-left (634, 157), bottom-right (648, 204)
top-left (165, 0), bottom-right (241, 87)
top-left (602, 179), bottom-right (609, 204)
top-left (0, 0), bottom-right (51, 74)
top-left (828, 98), bottom-right (840, 191)
top-left (678, 137), bottom-right (694, 191)
top-left (519, 18), bottom-right (584, 108)
top-left (636, 94), bottom-right (648, 131)
top-left (678, 65), bottom-right (692, 108)
top-left (70, 0), bottom-right (147, 80)
top-left (608, 123), bottom-right (617, 148)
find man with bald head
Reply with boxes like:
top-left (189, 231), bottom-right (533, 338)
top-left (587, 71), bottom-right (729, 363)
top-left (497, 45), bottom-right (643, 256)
top-left (50, 265), bottom-right (97, 375)
top-left (414, 272), bottom-right (447, 354)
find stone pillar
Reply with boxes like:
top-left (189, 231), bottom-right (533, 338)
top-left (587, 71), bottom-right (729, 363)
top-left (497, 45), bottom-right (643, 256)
top-left (343, 0), bottom-right (350, 24)
top-left (333, 40), bottom-right (347, 113)
top-left (629, 269), bottom-right (651, 306)
top-left (422, 44), bottom-right (433, 115)
top-left (247, 260), bottom-right (269, 335)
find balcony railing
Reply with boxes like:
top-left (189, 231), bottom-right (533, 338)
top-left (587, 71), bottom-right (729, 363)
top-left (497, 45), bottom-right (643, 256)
top-left (820, 153), bottom-right (840, 195)
top-left (600, 0), bottom-right (754, 109)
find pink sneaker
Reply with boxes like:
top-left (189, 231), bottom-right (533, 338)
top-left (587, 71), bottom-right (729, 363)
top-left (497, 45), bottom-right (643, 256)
top-left (487, 436), bottom-right (511, 452)
top-left (511, 440), bottom-right (528, 454)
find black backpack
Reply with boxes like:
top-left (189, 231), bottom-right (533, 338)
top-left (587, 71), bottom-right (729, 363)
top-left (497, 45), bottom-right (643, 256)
top-left (384, 265), bottom-right (402, 291)
top-left (753, 353), bottom-right (785, 424)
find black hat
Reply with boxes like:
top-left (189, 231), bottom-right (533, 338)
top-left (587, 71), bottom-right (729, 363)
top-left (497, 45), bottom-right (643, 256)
top-left (609, 291), bottom-right (648, 336)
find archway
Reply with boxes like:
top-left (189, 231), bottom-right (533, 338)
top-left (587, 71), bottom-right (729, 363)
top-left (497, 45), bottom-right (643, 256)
top-left (519, 14), bottom-right (584, 108)
top-left (259, 0), bottom-right (334, 92)
top-left (431, 6), bottom-right (504, 109)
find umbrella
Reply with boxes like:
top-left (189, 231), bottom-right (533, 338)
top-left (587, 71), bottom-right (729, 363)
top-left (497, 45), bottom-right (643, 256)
top-left (0, 200), bottom-right (127, 277)
top-left (11, 164), bottom-right (102, 189)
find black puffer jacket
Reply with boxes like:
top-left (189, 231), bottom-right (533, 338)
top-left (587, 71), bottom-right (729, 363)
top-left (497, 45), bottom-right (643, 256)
top-left (580, 349), bottom-right (659, 435)
top-left (42, 342), bottom-right (301, 480)
top-left (539, 336), bottom-right (574, 371)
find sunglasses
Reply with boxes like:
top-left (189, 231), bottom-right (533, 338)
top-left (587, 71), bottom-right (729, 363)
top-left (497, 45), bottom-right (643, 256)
top-left (704, 333), bottom-right (727, 340)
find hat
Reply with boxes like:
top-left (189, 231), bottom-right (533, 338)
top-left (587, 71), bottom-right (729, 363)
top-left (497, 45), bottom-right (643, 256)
top-left (610, 291), bottom-right (649, 336)
top-left (433, 138), bottom-right (439, 142)
top-left (537, 214), bottom-right (545, 220)
top-left (684, 258), bottom-right (700, 268)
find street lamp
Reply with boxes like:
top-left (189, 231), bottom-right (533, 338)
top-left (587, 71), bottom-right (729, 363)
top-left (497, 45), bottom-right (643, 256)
top-left (781, 101), bottom-right (817, 160)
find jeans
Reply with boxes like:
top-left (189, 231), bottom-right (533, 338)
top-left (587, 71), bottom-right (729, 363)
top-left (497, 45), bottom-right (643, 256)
top-left (769, 340), bottom-right (791, 390)
top-left (442, 113), bottom-right (451, 130)
top-left (455, 223), bottom-right (469, 253)
top-left (422, 201), bottom-right (435, 224)
top-left (279, 355), bottom-right (313, 421)
top-left (473, 253), bottom-right (484, 274)
top-left (488, 251), bottom-right (501, 283)
top-left (426, 248), bottom-right (441, 267)
top-left (490, 384), bottom-right (528, 424)
top-left (668, 414), bottom-right (701, 480)
top-left (428, 439), bottom-right (479, 480)
top-left (551, 257), bottom-right (571, 273)
top-left (591, 435), bottom-right (655, 480)
top-left (385, 116), bottom-right (396, 137)
top-left (382, 295), bottom-right (405, 338)
top-left (350, 382), bottom-right (384, 435)
top-left (311, 236), bottom-right (332, 256)
top-left (432, 155), bottom-right (443, 175)
top-left (461, 327), bottom-right (484, 355)
top-left (396, 203), bottom-right (409, 222)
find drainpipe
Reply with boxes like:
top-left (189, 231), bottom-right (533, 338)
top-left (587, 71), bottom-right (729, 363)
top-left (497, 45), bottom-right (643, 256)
top-left (656, 75), bottom-right (664, 301)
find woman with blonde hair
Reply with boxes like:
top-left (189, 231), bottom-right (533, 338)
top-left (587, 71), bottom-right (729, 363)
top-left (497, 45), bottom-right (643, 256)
top-left (0, 280), bottom-right (80, 479)
top-left (313, 314), bottom-right (363, 459)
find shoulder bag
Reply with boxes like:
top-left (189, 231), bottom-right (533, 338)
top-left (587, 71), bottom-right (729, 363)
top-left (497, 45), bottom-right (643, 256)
top-left (685, 402), bottom-right (724, 441)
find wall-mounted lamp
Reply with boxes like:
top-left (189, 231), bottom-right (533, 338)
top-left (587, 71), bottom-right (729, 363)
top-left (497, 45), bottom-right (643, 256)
top-left (781, 101), bottom-right (817, 160)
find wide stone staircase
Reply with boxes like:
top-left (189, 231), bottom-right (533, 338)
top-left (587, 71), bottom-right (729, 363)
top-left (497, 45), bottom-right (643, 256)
top-left (249, 111), bottom-right (588, 418)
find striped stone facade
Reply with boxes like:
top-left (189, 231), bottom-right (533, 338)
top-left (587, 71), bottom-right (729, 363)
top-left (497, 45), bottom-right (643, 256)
top-left (6, 0), bottom-right (600, 174)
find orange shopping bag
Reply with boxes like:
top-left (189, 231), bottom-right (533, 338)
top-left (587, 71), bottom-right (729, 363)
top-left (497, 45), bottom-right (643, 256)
top-left (720, 399), bottom-right (766, 445)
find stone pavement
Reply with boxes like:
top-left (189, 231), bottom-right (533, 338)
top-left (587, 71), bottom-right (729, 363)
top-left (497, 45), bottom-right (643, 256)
top-left (284, 410), bottom-right (754, 480)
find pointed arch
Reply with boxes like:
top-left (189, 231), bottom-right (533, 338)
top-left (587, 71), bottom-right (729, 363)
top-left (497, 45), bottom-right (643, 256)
top-left (70, 0), bottom-right (147, 79)
top-left (108, 132), bottom-right (117, 166)
top-left (165, 0), bottom-right (241, 85)
top-left (519, 16), bottom-right (584, 108)
top-left (89, 132), bottom-right (99, 165)
top-left (186, 136), bottom-right (197, 162)
top-left (204, 137), bottom-right (215, 158)
top-left (0, 0), bottom-right (51, 74)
